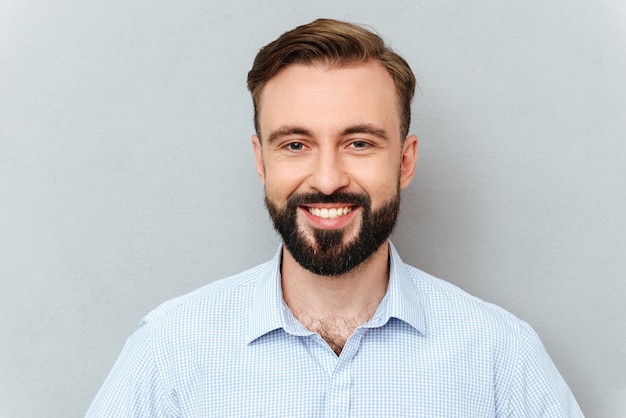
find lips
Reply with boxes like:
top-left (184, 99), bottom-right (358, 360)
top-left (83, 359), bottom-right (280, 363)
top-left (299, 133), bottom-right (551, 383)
top-left (298, 204), bottom-right (360, 230)
top-left (287, 192), bottom-right (368, 229)
top-left (306, 206), bottom-right (353, 219)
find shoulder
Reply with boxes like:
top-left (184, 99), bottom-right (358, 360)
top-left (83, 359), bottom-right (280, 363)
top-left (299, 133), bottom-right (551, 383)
top-left (402, 263), bottom-right (528, 341)
top-left (401, 264), bottom-right (582, 415)
top-left (139, 261), bottom-right (270, 327)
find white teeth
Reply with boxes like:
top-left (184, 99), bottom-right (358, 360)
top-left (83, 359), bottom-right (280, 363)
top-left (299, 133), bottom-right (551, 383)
top-left (308, 206), bottom-right (352, 219)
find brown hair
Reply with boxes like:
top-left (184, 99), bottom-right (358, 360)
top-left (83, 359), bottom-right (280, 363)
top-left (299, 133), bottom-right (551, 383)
top-left (247, 18), bottom-right (416, 140)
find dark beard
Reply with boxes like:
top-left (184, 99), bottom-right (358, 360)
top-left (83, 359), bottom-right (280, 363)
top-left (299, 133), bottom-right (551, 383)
top-left (265, 190), bottom-right (401, 276)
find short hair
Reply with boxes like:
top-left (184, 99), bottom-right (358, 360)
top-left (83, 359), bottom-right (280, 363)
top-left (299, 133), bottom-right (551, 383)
top-left (247, 18), bottom-right (416, 141)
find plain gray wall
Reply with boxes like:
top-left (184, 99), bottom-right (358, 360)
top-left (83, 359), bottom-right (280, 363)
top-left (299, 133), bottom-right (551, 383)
top-left (1, 0), bottom-right (625, 416)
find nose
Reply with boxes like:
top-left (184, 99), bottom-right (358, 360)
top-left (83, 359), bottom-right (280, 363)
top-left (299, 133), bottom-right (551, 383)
top-left (306, 147), bottom-right (350, 195)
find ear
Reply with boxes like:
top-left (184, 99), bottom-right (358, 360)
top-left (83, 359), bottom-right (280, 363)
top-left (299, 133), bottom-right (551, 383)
top-left (399, 134), bottom-right (418, 190)
top-left (252, 135), bottom-right (265, 184)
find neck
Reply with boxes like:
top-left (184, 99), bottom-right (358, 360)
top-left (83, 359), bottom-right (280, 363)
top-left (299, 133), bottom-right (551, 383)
top-left (281, 241), bottom-right (390, 331)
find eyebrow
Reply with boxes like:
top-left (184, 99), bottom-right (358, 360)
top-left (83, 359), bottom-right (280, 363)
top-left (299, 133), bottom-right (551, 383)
top-left (266, 127), bottom-right (313, 144)
top-left (265, 123), bottom-right (389, 144)
top-left (341, 124), bottom-right (389, 141)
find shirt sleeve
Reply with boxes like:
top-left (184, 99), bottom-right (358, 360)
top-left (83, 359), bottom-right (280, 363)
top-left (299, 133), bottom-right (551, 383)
top-left (506, 321), bottom-right (584, 417)
top-left (85, 322), bottom-right (177, 417)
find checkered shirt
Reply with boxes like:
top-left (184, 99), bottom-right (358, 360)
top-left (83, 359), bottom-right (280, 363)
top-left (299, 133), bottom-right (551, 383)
top-left (87, 242), bottom-right (583, 417)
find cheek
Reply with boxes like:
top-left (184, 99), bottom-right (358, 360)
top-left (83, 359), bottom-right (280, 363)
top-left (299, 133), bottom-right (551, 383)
top-left (351, 161), bottom-right (400, 196)
top-left (263, 164), bottom-right (307, 200)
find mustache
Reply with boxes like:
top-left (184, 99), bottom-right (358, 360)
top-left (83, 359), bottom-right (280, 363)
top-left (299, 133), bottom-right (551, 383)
top-left (286, 191), bottom-right (371, 208)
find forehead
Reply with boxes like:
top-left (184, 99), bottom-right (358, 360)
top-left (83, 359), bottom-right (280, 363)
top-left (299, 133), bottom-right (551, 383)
top-left (257, 61), bottom-right (401, 139)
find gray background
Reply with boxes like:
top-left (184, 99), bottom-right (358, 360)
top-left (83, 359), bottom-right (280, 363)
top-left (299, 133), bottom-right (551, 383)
top-left (1, 0), bottom-right (625, 416)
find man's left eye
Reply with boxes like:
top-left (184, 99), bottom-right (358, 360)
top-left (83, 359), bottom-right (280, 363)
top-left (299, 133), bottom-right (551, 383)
top-left (350, 141), bottom-right (369, 149)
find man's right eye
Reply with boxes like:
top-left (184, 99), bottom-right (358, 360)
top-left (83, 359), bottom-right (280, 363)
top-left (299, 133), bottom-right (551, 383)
top-left (286, 142), bottom-right (304, 151)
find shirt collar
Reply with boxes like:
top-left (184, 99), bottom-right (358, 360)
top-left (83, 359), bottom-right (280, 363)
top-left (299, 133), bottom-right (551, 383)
top-left (247, 241), bottom-right (425, 344)
top-left (366, 241), bottom-right (426, 334)
top-left (247, 246), bottom-right (289, 344)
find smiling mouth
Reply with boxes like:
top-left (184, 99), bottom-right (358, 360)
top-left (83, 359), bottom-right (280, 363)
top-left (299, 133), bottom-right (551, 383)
top-left (305, 206), bottom-right (354, 219)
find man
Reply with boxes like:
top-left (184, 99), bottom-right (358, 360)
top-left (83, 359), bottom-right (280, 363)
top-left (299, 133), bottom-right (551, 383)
top-left (87, 19), bottom-right (583, 417)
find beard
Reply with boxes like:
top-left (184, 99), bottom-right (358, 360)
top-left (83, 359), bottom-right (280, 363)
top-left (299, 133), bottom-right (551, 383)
top-left (265, 189), bottom-right (401, 276)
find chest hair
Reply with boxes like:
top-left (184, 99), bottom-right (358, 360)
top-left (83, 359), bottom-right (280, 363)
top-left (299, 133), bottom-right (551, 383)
top-left (299, 315), bottom-right (369, 356)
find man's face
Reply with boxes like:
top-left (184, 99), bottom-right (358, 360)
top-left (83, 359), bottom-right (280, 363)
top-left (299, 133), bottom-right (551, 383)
top-left (252, 61), bottom-right (417, 276)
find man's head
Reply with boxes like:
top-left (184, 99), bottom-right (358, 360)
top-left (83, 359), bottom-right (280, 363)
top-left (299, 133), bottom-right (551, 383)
top-left (248, 19), bottom-right (418, 276)
top-left (247, 18), bottom-right (416, 141)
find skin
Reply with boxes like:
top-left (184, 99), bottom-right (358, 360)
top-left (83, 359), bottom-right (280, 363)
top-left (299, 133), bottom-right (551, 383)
top-left (252, 61), bottom-right (418, 353)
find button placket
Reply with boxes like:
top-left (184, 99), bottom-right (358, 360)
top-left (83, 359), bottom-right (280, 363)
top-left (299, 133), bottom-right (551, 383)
top-left (323, 328), bottom-right (368, 417)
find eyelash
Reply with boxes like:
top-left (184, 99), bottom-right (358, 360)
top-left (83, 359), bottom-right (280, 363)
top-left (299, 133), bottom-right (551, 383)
top-left (349, 140), bottom-right (370, 149)
top-left (285, 142), bottom-right (306, 152)
top-left (281, 139), bottom-right (373, 153)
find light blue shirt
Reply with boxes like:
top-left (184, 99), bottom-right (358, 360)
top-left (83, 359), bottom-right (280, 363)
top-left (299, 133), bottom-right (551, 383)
top-left (87, 243), bottom-right (583, 417)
